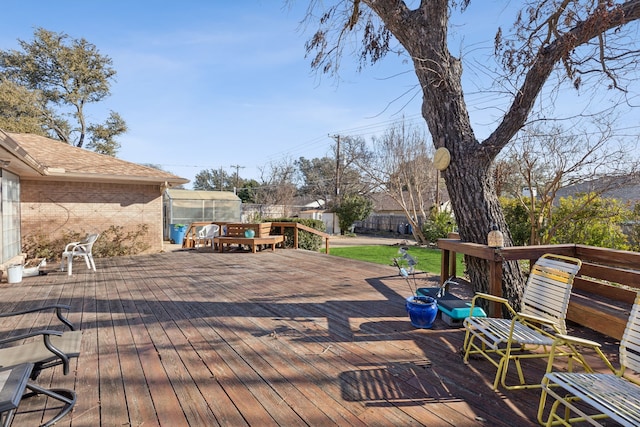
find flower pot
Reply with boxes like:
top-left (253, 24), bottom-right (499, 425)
top-left (405, 295), bottom-right (438, 329)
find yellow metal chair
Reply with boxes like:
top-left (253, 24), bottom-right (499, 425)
top-left (462, 253), bottom-right (584, 391)
top-left (538, 293), bottom-right (640, 426)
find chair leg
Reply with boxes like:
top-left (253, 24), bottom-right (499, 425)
top-left (23, 383), bottom-right (76, 427)
top-left (1, 407), bottom-right (17, 427)
top-left (88, 254), bottom-right (96, 272)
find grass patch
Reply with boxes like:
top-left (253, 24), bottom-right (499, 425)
top-left (329, 245), bottom-right (465, 275)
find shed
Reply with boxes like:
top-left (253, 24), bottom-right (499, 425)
top-left (163, 189), bottom-right (241, 238)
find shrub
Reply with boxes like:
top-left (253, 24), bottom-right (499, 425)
top-left (550, 195), bottom-right (630, 250)
top-left (500, 197), bottom-right (532, 246)
top-left (422, 210), bottom-right (456, 244)
top-left (92, 225), bottom-right (150, 257)
top-left (22, 224), bottom-right (150, 261)
top-left (264, 218), bottom-right (326, 251)
top-left (334, 195), bottom-right (373, 235)
top-left (23, 230), bottom-right (83, 261)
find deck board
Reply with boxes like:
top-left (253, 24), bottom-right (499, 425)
top-left (0, 248), bottom-right (621, 426)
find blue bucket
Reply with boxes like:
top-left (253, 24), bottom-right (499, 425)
top-left (170, 224), bottom-right (188, 244)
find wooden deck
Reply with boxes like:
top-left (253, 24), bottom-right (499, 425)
top-left (1, 249), bottom-right (620, 426)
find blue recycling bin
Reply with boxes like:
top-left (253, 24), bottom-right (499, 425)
top-left (170, 224), bottom-right (188, 244)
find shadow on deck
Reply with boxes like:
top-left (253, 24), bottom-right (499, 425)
top-left (0, 249), bottom-right (620, 426)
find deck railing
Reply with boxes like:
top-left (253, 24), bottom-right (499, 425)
top-left (271, 222), bottom-right (330, 254)
top-left (182, 221), bottom-right (330, 253)
top-left (437, 237), bottom-right (640, 340)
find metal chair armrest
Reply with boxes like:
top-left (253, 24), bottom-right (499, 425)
top-left (554, 333), bottom-right (602, 349)
top-left (470, 292), bottom-right (516, 316)
top-left (0, 304), bottom-right (75, 330)
top-left (0, 329), bottom-right (63, 346)
top-left (544, 332), bottom-right (616, 375)
top-left (471, 292), bottom-right (509, 305)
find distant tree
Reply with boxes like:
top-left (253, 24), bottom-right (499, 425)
top-left (342, 120), bottom-right (437, 245)
top-left (237, 179), bottom-right (260, 203)
top-left (296, 156), bottom-right (335, 207)
top-left (193, 168), bottom-right (258, 199)
top-left (0, 77), bottom-right (48, 135)
top-left (256, 159), bottom-right (297, 206)
top-left (334, 194), bottom-right (373, 235)
top-left (0, 28), bottom-right (126, 152)
top-left (493, 159), bottom-right (521, 198)
top-left (86, 111), bottom-right (127, 156)
top-left (296, 155), bottom-right (368, 209)
top-left (505, 123), bottom-right (638, 245)
top-left (193, 169), bottom-right (233, 191)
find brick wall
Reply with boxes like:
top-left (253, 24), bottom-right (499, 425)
top-left (20, 180), bottom-right (164, 254)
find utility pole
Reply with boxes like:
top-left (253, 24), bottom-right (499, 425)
top-left (230, 164), bottom-right (245, 194)
top-left (330, 134), bottom-right (341, 234)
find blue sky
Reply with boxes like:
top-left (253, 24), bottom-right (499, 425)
top-left (2, 2), bottom-right (638, 187)
top-left (1, 1), bottom-right (429, 186)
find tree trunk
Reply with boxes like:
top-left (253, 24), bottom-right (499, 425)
top-left (364, 0), bottom-right (526, 308)
top-left (440, 142), bottom-right (524, 310)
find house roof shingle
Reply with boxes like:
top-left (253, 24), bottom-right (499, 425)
top-left (0, 130), bottom-right (188, 186)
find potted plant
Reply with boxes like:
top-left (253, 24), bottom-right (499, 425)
top-left (393, 247), bottom-right (438, 329)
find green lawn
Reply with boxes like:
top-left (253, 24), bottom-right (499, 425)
top-left (328, 245), bottom-right (465, 275)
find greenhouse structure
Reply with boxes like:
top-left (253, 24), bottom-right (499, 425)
top-left (163, 189), bottom-right (241, 239)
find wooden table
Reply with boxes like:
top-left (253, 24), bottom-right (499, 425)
top-left (214, 235), bottom-right (284, 253)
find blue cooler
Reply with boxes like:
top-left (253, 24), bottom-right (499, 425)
top-left (437, 299), bottom-right (486, 327)
top-left (416, 287), bottom-right (486, 327)
top-left (416, 287), bottom-right (458, 300)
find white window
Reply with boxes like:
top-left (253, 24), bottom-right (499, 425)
top-left (1, 170), bottom-right (21, 263)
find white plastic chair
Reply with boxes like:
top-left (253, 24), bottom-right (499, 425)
top-left (462, 253), bottom-right (583, 390)
top-left (196, 224), bottom-right (219, 248)
top-left (60, 233), bottom-right (99, 276)
top-left (538, 293), bottom-right (640, 426)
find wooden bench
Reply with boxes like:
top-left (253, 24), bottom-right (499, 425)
top-left (225, 222), bottom-right (272, 238)
top-left (214, 222), bottom-right (284, 253)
